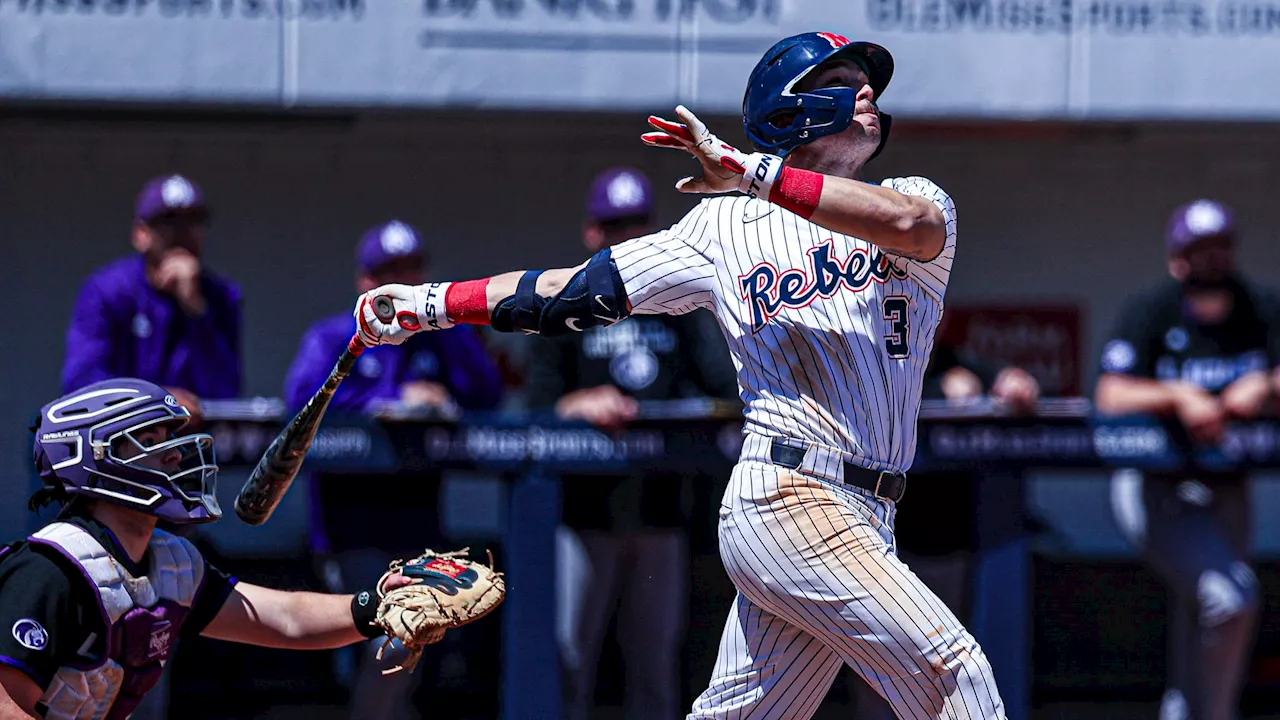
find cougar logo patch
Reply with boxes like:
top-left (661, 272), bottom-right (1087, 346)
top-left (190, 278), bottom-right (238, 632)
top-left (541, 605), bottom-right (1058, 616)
top-left (12, 619), bottom-right (48, 651)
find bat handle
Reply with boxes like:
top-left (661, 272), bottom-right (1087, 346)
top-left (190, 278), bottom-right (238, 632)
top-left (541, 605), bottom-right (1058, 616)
top-left (353, 295), bottom-right (404, 352)
top-left (372, 295), bottom-right (396, 322)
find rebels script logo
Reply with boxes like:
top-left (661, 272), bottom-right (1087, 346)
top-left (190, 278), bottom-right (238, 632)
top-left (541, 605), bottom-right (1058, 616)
top-left (739, 241), bottom-right (908, 333)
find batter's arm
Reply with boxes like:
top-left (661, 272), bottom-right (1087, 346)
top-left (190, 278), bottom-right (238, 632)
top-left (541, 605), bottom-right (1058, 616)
top-left (356, 252), bottom-right (643, 345)
top-left (641, 105), bottom-right (948, 260)
top-left (481, 261), bottom-right (614, 315)
top-left (354, 205), bottom-right (718, 346)
top-left (804, 177), bottom-right (947, 261)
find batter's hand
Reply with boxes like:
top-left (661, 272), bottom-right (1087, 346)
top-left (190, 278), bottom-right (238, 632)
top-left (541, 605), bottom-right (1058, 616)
top-left (643, 106), bottom-right (773, 196)
top-left (354, 283), bottom-right (443, 347)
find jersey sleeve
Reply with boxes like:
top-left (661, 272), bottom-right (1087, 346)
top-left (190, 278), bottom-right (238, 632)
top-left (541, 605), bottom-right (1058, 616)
top-left (0, 547), bottom-right (84, 690)
top-left (1098, 295), bottom-right (1158, 379)
top-left (610, 201), bottom-right (717, 316)
top-left (881, 176), bottom-right (957, 302)
top-left (182, 560), bottom-right (238, 639)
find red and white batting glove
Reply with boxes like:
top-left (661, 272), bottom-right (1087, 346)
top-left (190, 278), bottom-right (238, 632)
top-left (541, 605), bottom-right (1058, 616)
top-left (354, 282), bottom-right (452, 347)
top-left (642, 105), bottom-right (783, 199)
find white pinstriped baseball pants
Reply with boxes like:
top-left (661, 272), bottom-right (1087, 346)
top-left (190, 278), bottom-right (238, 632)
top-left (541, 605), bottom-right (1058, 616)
top-left (688, 435), bottom-right (1007, 720)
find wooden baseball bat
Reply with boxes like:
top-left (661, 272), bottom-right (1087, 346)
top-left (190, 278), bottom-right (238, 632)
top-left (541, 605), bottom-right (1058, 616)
top-left (234, 295), bottom-right (396, 526)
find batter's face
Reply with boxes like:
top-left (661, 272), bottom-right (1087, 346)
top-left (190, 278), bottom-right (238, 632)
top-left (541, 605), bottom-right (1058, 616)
top-left (784, 58), bottom-right (881, 175)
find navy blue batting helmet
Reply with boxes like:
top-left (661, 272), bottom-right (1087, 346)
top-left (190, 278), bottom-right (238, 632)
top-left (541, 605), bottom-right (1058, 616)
top-left (743, 32), bottom-right (894, 160)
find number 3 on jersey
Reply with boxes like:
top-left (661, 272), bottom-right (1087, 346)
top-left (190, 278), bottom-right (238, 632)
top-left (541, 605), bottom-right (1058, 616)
top-left (883, 296), bottom-right (910, 359)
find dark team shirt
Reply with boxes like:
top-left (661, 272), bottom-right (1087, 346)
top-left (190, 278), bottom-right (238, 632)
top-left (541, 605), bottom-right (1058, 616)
top-left (0, 511), bottom-right (237, 690)
top-left (1098, 278), bottom-right (1280, 391)
top-left (525, 310), bottom-right (739, 531)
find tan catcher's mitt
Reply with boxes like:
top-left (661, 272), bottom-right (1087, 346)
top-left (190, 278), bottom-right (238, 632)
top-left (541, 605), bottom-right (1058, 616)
top-left (373, 547), bottom-right (506, 674)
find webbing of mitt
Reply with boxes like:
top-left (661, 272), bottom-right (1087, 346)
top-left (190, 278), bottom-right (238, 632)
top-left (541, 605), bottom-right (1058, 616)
top-left (372, 547), bottom-right (506, 675)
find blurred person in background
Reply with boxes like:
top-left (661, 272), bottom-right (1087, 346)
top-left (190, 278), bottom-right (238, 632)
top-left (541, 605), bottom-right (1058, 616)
top-left (283, 219), bottom-right (503, 720)
top-left (525, 168), bottom-right (738, 720)
top-left (61, 174), bottom-right (242, 427)
top-left (1096, 198), bottom-right (1280, 720)
top-left (922, 311), bottom-right (1041, 411)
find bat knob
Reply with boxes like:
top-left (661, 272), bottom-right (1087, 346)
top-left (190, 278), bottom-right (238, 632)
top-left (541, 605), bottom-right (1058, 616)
top-left (373, 295), bottom-right (396, 323)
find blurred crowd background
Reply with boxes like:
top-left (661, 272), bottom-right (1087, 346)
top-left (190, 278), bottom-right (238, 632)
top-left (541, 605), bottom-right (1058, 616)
top-left (6, 1), bottom-right (1280, 718)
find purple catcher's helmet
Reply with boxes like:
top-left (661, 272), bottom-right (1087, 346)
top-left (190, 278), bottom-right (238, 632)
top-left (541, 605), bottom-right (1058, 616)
top-left (32, 378), bottom-right (220, 524)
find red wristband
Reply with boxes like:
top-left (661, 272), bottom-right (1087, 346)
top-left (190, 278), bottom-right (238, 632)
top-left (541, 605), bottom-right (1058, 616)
top-left (444, 278), bottom-right (491, 326)
top-left (769, 167), bottom-right (824, 219)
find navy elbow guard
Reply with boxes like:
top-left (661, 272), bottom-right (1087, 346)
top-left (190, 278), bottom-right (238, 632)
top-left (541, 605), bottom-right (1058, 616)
top-left (491, 249), bottom-right (631, 336)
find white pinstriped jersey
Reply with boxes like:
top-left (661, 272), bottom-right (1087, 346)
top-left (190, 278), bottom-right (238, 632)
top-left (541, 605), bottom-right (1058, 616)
top-left (611, 176), bottom-right (957, 474)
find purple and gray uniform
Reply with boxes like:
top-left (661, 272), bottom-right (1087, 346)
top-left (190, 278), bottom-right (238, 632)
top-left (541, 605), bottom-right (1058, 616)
top-left (0, 513), bottom-right (236, 719)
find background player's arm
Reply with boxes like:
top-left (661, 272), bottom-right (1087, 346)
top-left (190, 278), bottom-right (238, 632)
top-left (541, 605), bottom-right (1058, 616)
top-left (0, 668), bottom-right (39, 719)
top-left (1220, 370), bottom-right (1272, 418)
top-left (1094, 297), bottom-right (1227, 442)
top-left (1095, 374), bottom-right (1206, 416)
top-left (201, 581), bottom-right (398, 650)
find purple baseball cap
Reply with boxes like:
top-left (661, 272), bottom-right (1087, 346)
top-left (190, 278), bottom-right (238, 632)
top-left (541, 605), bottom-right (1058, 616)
top-left (356, 220), bottom-right (426, 273)
top-left (135, 174), bottom-right (209, 224)
top-left (587, 167), bottom-right (652, 222)
top-left (1166, 199), bottom-right (1236, 254)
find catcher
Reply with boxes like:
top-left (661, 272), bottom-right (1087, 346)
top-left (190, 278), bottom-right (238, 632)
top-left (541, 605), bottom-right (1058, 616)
top-left (0, 378), bottom-right (503, 719)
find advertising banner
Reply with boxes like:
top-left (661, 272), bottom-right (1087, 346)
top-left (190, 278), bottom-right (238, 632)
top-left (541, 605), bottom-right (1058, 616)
top-left (2, 0), bottom-right (1279, 117)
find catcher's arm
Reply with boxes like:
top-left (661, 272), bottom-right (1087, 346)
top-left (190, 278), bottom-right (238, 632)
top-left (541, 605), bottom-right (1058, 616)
top-left (199, 576), bottom-right (412, 650)
top-left (0, 667), bottom-right (40, 719)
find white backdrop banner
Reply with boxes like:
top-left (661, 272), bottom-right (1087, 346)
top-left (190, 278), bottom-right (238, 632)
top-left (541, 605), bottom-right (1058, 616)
top-left (1, 0), bottom-right (1279, 118)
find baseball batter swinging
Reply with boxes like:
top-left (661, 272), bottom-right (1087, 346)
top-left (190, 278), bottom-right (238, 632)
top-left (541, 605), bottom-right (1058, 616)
top-left (355, 31), bottom-right (1006, 719)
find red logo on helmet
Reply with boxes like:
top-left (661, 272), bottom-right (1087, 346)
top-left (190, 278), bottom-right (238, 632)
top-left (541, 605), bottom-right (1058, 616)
top-left (816, 32), bottom-right (851, 48)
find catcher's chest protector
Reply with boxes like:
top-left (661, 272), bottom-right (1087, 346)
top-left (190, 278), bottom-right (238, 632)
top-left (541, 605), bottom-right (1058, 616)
top-left (29, 523), bottom-right (204, 720)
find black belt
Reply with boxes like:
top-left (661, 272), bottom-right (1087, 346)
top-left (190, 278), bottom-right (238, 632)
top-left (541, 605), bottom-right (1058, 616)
top-left (767, 438), bottom-right (907, 503)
